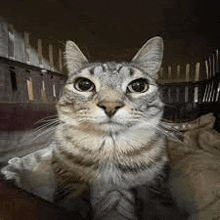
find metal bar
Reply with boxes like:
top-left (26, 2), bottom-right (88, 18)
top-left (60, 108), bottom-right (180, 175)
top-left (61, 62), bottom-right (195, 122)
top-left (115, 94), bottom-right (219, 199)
top-left (216, 82), bottom-right (220, 101)
top-left (202, 59), bottom-right (209, 102)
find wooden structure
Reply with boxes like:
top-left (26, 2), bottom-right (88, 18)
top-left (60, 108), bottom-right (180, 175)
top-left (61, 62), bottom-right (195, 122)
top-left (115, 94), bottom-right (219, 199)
top-left (159, 50), bottom-right (220, 123)
top-left (1, 18), bottom-right (220, 128)
top-left (0, 19), bottom-right (67, 131)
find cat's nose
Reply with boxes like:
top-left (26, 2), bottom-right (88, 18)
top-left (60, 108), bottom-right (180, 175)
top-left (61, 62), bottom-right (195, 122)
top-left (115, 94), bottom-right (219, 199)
top-left (97, 101), bottom-right (124, 117)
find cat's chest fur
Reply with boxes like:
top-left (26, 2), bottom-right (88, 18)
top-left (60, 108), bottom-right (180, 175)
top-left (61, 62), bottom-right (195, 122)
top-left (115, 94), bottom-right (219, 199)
top-left (53, 123), bottom-right (166, 189)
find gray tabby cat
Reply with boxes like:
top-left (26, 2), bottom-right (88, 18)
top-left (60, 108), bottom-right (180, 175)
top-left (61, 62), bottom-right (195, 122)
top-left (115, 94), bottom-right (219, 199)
top-left (52, 36), bottom-right (169, 220)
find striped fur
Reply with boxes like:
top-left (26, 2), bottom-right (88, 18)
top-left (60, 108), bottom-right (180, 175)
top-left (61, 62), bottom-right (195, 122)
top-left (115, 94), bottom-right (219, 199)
top-left (52, 37), bottom-right (168, 219)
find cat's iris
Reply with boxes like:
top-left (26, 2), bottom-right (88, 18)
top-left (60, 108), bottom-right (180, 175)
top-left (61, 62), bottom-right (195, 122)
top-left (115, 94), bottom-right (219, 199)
top-left (74, 77), bottom-right (95, 92)
top-left (127, 78), bottom-right (149, 93)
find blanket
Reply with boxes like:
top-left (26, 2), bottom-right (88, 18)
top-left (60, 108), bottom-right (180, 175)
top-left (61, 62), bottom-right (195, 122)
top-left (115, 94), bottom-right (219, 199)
top-left (167, 113), bottom-right (220, 220)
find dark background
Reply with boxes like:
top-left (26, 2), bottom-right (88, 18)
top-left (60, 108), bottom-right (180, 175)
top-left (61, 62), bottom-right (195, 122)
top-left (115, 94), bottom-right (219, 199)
top-left (0, 0), bottom-right (220, 65)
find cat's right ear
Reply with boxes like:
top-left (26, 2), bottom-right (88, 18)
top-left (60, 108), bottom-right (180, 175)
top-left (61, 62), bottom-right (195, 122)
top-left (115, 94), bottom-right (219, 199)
top-left (65, 41), bottom-right (88, 74)
top-left (132, 36), bottom-right (163, 78)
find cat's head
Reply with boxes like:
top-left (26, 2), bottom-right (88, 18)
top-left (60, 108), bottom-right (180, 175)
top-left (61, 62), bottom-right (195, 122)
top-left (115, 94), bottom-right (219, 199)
top-left (57, 36), bottom-right (164, 135)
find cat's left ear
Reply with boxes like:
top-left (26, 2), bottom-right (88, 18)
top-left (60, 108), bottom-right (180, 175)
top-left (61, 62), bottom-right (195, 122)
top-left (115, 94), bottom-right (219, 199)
top-left (65, 41), bottom-right (88, 74)
top-left (132, 36), bottom-right (163, 78)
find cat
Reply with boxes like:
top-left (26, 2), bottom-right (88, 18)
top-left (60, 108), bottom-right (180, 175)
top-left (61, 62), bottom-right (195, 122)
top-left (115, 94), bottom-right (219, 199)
top-left (51, 36), bottom-right (170, 220)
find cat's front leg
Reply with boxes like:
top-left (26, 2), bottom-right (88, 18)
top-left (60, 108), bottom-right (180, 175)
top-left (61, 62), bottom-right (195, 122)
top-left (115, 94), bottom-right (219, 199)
top-left (90, 186), bottom-right (138, 220)
top-left (53, 181), bottom-right (92, 219)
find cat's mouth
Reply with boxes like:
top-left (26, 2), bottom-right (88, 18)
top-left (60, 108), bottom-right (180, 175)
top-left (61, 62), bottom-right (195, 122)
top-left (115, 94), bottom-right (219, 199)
top-left (99, 119), bottom-right (122, 126)
top-left (98, 119), bottom-right (134, 131)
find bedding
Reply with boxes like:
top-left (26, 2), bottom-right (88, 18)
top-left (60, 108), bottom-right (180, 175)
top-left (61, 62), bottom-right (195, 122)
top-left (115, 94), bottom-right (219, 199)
top-left (167, 113), bottom-right (220, 220)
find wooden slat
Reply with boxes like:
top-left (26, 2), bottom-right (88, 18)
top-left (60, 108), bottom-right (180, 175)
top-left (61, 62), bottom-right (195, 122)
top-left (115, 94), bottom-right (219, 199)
top-left (31, 71), bottom-right (42, 103)
top-left (24, 32), bottom-right (30, 64)
top-left (8, 25), bottom-right (15, 59)
top-left (38, 39), bottom-right (43, 67)
top-left (205, 59), bottom-right (209, 79)
top-left (59, 48), bottom-right (63, 72)
top-left (185, 86), bottom-right (189, 102)
top-left (43, 73), bottom-right (54, 103)
top-left (0, 19), bottom-right (9, 58)
top-left (30, 47), bottom-right (40, 68)
top-left (212, 54), bottom-right (215, 77)
top-left (26, 77), bottom-right (34, 102)
top-left (14, 32), bottom-right (25, 63)
top-left (202, 59), bottom-right (209, 102)
top-left (194, 62), bottom-right (200, 81)
top-left (207, 56), bottom-right (213, 102)
top-left (53, 84), bottom-right (56, 98)
top-left (177, 65), bottom-right (180, 78)
top-left (16, 67), bottom-right (29, 102)
top-left (194, 62), bottom-right (200, 103)
top-left (208, 57), bottom-right (212, 78)
top-left (216, 82), bottom-right (220, 101)
top-left (184, 64), bottom-right (190, 102)
top-left (185, 63), bottom-right (190, 81)
top-left (194, 87), bottom-right (198, 103)
top-left (168, 66), bottom-right (171, 78)
top-left (0, 64), bottom-right (12, 102)
top-left (168, 87), bottom-right (171, 103)
top-left (49, 44), bottom-right (54, 71)
top-left (41, 79), bottom-right (47, 102)
top-left (176, 87), bottom-right (179, 102)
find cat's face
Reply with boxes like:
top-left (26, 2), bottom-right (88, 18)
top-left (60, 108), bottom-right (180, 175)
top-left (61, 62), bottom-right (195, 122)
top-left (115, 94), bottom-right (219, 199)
top-left (57, 37), bottom-right (164, 136)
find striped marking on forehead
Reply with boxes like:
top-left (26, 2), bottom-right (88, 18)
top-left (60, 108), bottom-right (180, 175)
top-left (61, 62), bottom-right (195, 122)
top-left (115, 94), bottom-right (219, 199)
top-left (102, 63), bottom-right (123, 73)
top-left (87, 63), bottom-right (135, 77)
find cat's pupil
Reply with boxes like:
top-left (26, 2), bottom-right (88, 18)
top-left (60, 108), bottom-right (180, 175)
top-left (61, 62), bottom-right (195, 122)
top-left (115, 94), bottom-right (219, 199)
top-left (75, 78), bottom-right (94, 91)
top-left (132, 81), bottom-right (144, 92)
top-left (127, 79), bottom-right (148, 93)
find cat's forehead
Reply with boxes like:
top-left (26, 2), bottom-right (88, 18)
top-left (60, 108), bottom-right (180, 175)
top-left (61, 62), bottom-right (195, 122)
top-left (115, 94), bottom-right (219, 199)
top-left (73, 62), bottom-right (147, 81)
top-left (90, 62), bottom-right (131, 78)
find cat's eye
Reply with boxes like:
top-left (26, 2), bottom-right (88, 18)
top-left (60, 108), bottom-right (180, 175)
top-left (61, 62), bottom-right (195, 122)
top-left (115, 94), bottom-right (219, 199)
top-left (127, 78), bottom-right (149, 93)
top-left (74, 78), bottom-right (95, 92)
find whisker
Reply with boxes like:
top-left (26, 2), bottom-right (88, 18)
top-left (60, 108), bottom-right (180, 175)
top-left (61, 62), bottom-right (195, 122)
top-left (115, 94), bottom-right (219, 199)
top-left (34, 114), bottom-right (58, 125)
top-left (159, 120), bottom-right (181, 133)
top-left (30, 121), bottom-right (59, 136)
top-left (157, 122), bottom-right (184, 145)
top-left (35, 118), bottom-right (59, 124)
top-left (24, 119), bottom-right (60, 144)
top-left (15, 125), bottom-right (58, 150)
top-left (28, 126), bottom-right (57, 143)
